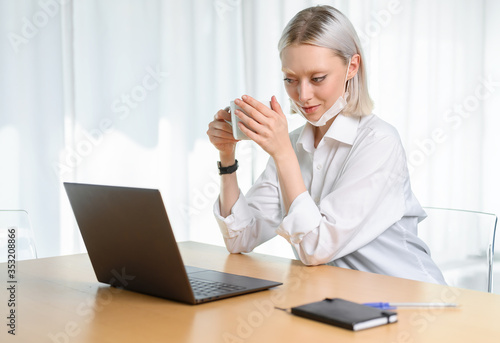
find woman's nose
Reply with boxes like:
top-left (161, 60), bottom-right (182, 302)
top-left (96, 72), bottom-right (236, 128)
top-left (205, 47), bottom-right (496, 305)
top-left (298, 82), bottom-right (313, 103)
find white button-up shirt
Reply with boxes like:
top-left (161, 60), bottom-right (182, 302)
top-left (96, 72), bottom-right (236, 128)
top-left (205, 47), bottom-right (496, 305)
top-left (214, 114), bottom-right (446, 284)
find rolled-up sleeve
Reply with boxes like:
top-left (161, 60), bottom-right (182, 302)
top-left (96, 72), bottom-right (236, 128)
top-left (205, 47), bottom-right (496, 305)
top-left (213, 159), bottom-right (283, 253)
top-left (213, 191), bottom-right (253, 239)
top-left (276, 191), bottom-right (322, 244)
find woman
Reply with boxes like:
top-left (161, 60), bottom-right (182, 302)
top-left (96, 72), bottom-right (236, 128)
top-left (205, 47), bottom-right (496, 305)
top-left (206, 5), bottom-right (445, 284)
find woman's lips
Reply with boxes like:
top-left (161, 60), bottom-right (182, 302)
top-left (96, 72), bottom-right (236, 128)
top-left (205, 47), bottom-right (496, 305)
top-left (301, 105), bottom-right (320, 114)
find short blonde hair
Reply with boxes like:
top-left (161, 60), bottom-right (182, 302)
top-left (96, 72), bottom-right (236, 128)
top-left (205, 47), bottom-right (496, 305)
top-left (278, 5), bottom-right (373, 117)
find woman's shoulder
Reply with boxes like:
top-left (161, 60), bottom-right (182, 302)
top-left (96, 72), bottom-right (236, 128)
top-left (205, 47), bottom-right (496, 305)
top-left (359, 114), bottom-right (401, 140)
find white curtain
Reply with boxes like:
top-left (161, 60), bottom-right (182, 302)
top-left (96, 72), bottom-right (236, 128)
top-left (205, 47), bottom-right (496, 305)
top-left (1, 0), bottom-right (499, 258)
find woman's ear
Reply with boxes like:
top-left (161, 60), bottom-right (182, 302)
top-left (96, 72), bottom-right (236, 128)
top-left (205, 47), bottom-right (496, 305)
top-left (347, 54), bottom-right (360, 80)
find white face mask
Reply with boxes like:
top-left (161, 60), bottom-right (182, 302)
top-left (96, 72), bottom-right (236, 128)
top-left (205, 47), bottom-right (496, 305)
top-left (291, 57), bottom-right (351, 127)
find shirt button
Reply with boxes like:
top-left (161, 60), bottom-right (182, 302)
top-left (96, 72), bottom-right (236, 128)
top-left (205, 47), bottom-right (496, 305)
top-left (316, 164), bottom-right (322, 170)
top-left (314, 197), bottom-right (320, 204)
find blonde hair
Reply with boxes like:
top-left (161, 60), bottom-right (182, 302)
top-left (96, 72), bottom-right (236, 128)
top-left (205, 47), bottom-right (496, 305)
top-left (278, 5), bottom-right (373, 117)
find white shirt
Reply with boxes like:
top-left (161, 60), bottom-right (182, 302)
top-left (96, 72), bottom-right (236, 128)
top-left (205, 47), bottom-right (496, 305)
top-left (214, 114), bottom-right (446, 284)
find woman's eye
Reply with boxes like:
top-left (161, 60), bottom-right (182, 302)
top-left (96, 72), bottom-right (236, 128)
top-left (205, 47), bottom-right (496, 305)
top-left (312, 76), bottom-right (327, 83)
top-left (283, 78), bottom-right (295, 84)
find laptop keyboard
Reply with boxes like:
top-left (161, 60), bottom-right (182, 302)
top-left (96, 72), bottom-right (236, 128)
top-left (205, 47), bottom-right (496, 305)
top-left (189, 277), bottom-right (246, 298)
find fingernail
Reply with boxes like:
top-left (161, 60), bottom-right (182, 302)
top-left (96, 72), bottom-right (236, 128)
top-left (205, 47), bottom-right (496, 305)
top-left (242, 95), bottom-right (248, 100)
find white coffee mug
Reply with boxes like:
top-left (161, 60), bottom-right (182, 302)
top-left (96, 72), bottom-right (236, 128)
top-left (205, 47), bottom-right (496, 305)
top-left (228, 98), bottom-right (271, 140)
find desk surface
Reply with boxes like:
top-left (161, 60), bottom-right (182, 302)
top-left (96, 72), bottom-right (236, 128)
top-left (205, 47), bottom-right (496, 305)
top-left (2, 241), bottom-right (500, 342)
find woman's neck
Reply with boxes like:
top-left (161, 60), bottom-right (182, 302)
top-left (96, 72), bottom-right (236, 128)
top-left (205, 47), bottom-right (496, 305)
top-left (312, 115), bottom-right (337, 148)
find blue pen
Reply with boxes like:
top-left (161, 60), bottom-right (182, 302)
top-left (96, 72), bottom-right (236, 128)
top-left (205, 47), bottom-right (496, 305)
top-left (363, 302), bottom-right (459, 310)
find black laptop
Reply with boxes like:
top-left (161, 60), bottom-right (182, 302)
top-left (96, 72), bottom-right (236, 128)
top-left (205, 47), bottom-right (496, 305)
top-left (63, 182), bottom-right (282, 304)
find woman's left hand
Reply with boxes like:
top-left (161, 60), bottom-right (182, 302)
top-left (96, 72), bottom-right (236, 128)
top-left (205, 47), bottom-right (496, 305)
top-left (234, 95), bottom-right (293, 159)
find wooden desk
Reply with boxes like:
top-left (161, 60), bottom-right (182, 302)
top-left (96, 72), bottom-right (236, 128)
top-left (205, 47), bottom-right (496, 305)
top-left (1, 241), bottom-right (500, 342)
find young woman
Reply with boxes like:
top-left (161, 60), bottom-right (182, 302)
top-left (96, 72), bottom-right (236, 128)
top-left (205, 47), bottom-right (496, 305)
top-left (206, 5), bottom-right (445, 284)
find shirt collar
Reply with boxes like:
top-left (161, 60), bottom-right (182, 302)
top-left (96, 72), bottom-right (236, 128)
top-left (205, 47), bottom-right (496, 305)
top-left (324, 113), bottom-right (360, 145)
top-left (296, 123), bottom-right (315, 153)
top-left (297, 114), bottom-right (360, 153)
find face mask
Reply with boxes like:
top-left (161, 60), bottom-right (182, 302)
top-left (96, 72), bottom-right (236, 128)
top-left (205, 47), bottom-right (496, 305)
top-left (291, 57), bottom-right (351, 127)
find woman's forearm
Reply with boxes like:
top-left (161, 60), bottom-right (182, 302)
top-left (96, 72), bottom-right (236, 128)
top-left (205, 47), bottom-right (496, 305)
top-left (273, 149), bottom-right (307, 214)
top-left (219, 153), bottom-right (240, 217)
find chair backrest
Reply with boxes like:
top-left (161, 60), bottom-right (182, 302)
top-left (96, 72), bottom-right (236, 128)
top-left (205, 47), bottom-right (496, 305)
top-left (418, 207), bottom-right (497, 293)
top-left (0, 210), bottom-right (38, 262)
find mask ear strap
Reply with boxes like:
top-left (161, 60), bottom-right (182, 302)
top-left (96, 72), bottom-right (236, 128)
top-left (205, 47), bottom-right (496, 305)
top-left (343, 56), bottom-right (352, 98)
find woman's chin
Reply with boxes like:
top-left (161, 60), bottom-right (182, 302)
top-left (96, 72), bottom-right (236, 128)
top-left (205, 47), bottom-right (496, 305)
top-left (304, 110), bottom-right (325, 122)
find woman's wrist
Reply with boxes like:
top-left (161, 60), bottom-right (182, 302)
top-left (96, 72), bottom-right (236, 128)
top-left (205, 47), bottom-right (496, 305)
top-left (219, 152), bottom-right (236, 167)
top-left (272, 146), bottom-right (306, 214)
top-left (271, 143), bottom-right (295, 166)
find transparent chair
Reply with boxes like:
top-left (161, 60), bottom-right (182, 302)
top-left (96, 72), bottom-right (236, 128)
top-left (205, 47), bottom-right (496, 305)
top-left (418, 207), bottom-right (497, 293)
top-left (0, 210), bottom-right (38, 262)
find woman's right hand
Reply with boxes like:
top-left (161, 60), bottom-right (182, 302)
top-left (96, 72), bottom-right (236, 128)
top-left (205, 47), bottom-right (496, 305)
top-left (206, 108), bottom-right (239, 160)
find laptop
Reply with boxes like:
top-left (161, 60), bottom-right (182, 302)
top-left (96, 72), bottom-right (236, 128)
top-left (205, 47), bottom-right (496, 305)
top-left (63, 182), bottom-right (282, 304)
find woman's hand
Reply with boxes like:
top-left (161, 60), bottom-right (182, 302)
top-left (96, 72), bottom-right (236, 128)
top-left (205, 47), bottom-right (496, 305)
top-left (234, 95), bottom-right (293, 160)
top-left (236, 95), bottom-right (305, 213)
top-left (207, 108), bottom-right (239, 161)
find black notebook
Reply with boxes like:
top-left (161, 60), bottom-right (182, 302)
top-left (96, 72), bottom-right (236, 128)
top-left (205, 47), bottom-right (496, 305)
top-left (291, 298), bottom-right (397, 331)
